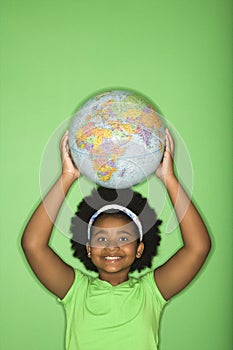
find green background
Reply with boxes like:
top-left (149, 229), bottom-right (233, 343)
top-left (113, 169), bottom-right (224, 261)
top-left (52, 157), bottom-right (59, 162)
top-left (0, 0), bottom-right (232, 349)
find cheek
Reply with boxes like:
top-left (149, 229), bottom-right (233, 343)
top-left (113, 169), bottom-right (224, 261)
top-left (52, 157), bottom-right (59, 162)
top-left (90, 247), bottom-right (103, 257)
top-left (123, 243), bottom-right (138, 256)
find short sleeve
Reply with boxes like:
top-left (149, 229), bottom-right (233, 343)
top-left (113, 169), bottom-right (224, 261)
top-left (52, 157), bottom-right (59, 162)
top-left (57, 269), bottom-right (83, 305)
top-left (146, 271), bottom-right (168, 307)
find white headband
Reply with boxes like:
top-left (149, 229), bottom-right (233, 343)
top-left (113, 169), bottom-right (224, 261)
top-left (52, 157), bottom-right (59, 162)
top-left (87, 204), bottom-right (143, 242)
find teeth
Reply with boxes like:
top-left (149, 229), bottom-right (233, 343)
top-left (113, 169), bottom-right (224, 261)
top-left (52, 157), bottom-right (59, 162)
top-left (105, 256), bottom-right (121, 260)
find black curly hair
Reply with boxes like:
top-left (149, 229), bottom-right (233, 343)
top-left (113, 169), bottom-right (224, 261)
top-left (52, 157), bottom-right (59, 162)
top-left (70, 186), bottom-right (162, 273)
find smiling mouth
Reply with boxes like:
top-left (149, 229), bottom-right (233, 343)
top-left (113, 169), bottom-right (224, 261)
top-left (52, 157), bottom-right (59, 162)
top-left (104, 256), bottom-right (122, 261)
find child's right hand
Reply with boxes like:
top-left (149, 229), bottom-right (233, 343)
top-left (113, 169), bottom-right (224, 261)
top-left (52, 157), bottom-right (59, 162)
top-left (60, 130), bottom-right (80, 181)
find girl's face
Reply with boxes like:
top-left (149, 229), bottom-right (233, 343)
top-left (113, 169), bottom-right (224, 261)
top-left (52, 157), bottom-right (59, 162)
top-left (86, 215), bottom-right (144, 282)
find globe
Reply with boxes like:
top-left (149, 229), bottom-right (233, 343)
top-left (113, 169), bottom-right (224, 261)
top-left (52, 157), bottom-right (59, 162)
top-left (68, 90), bottom-right (165, 189)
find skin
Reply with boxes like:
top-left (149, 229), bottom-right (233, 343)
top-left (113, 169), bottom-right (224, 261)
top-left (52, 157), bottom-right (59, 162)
top-left (21, 129), bottom-right (211, 300)
top-left (86, 216), bottom-right (144, 286)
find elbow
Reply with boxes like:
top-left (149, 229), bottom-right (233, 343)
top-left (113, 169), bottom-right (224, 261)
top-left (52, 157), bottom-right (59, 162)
top-left (21, 232), bottom-right (37, 253)
top-left (21, 232), bottom-right (26, 251)
top-left (21, 234), bottom-right (30, 253)
top-left (187, 233), bottom-right (212, 260)
top-left (204, 234), bottom-right (212, 255)
top-left (202, 244), bottom-right (211, 263)
top-left (196, 235), bottom-right (212, 260)
top-left (21, 230), bottom-right (47, 254)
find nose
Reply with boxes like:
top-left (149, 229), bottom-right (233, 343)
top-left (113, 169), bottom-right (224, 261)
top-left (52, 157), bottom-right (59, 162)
top-left (105, 240), bottom-right (120, 250)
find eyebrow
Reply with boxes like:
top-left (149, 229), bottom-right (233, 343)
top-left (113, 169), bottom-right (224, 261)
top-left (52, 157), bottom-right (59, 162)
top-left (92, 229), bottom-right (135, 237)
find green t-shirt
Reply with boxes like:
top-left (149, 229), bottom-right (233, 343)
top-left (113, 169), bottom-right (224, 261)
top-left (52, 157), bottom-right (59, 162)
top-left (58, 269), bottom-right (167, 350)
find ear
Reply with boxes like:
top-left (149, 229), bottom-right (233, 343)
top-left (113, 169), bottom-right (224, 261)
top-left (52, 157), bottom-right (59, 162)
top-left (136, 242), bottom-right (144, 258)
top-left (86, 243), bottom-right (91, 257)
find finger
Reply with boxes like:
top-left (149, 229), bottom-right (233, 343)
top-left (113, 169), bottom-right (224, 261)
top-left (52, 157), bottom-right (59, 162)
top-left (60, 130), bottom-right (69, 158)
top-left (60, 130), bottom-right (68, 147)
top-left (165, 128), bottom-right (174, 156)
top-left (164, 130), bottom-right (171, 152)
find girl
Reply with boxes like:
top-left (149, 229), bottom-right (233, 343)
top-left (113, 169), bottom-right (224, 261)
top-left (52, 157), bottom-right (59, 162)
top-left (21, 129), bottom-right (211, 350)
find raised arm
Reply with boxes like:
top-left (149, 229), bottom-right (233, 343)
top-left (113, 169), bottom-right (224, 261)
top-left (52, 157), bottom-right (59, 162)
top-left (21, 131), bottom-right (80, 299)
top-left (154, 129), bottom-right (211, 300)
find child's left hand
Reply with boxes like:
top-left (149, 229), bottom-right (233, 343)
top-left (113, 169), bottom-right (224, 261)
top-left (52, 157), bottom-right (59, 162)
top-left (155, 128), bottom-right (175, 183)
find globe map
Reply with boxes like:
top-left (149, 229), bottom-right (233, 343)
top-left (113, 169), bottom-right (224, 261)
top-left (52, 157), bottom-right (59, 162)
top-left (69, 90), bottom-right (165, 189)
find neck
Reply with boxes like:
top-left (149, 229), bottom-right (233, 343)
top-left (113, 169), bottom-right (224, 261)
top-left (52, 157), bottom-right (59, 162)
top-left (98, 270), bottom-right (130, 286)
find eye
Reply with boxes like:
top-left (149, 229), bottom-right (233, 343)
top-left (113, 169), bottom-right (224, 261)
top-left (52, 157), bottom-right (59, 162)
top-left (119, 236), bottom-right (129, 242)
top-left (98, 237), bottom-right (107, 242)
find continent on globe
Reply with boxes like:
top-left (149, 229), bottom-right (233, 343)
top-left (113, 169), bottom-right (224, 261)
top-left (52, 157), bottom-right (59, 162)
top-left (68, 89), bottom-right (165, 189)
